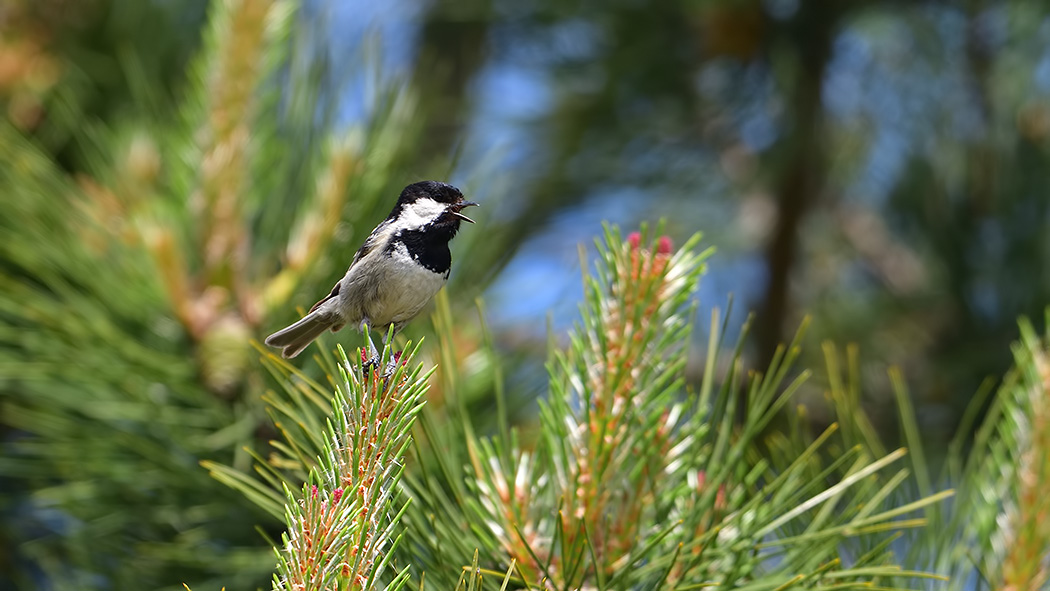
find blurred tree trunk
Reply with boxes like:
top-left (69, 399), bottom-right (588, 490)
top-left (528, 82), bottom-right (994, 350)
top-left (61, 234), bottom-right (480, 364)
top-left (756, 0), bottom-right (842, 369)
top-left (408, 0), bottom-right (491, 170)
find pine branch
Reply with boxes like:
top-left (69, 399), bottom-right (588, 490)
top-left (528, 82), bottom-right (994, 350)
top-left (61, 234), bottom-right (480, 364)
top-left (822, 312), bottom-right (1050, 590)
top-left (224, 338), bottom-right (431, 590)
top-left (401, 223), bottom-right (951, 590)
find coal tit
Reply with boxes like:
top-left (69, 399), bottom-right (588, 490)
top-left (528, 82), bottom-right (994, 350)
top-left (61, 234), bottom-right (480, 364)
top-left (265, 181), bottom-right (477, 360)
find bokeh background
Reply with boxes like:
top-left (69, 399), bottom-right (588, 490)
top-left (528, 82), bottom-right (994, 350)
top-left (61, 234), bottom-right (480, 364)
top-left (2, 0), bottom-right (1049, 588)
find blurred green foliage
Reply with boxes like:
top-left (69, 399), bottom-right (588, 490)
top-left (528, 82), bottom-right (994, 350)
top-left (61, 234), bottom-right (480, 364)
top-left (0, 0), bottom-right (508, 587)
top-left (3, 0), bottom-right (1050, 588)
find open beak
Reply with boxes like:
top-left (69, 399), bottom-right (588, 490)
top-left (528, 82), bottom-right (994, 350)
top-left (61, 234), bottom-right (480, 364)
top-left (450, 200), bottom-right (479, 224)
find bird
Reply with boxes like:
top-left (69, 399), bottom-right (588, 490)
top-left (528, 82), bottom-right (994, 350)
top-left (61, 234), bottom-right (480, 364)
top-left (264, 180), bottom-right (477, 361)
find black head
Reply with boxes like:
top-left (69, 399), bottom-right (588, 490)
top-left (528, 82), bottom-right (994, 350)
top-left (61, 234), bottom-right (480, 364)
top-left (396, 181), bottom-right (465, 207)
top-left (385, 181), bottom-right (478, 273)
top-left (388, 180), bottom-right (478, 232)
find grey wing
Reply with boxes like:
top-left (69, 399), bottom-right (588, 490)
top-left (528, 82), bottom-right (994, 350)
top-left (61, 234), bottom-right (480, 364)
top-left (309, 220), bottom-right (391, 314)
top-left (348, 219), bottom-right (391, 268)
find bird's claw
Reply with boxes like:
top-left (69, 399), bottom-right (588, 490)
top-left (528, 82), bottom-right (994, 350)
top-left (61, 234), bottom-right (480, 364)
top-left (380, 350), bottom-right (405, 377)
top-left (359, 348), bottom-right (404, 379)
top-left (359, 348), bottom-right (381, 375)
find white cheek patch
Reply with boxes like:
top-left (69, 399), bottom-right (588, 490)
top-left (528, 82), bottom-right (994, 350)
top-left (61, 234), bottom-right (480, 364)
top-left (398, 198), bottom-right (447, 230)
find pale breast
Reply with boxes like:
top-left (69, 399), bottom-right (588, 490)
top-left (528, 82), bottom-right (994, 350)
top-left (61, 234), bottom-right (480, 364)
top-left (365, 241), bottom-right (448, 328)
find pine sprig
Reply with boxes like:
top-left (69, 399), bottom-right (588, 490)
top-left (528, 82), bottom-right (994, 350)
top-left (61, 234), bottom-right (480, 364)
top-left (255, 339), bottom-right (431, 591)
top-left (999, 316), bottom-right (1050, 589)
top-left (820, 312), bottom-right (1050, 590)
top-left (406, 223), bottom-right (950, 590)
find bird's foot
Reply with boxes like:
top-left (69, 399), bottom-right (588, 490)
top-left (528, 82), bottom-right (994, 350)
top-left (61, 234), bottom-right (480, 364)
top-left (359, 348), bottom-right (381, 375)
top-left (380, 350), bottom-right (405, 377)
top-left (358, 347), bottom-right (407, 381)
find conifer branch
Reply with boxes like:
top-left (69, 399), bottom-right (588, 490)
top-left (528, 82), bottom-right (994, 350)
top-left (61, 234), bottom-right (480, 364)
top-left (267, 342), bottom-right (429, 591)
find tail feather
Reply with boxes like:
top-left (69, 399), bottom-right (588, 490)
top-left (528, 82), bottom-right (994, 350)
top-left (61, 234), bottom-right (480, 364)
top-left (264, 312), bottom-right (335, 359)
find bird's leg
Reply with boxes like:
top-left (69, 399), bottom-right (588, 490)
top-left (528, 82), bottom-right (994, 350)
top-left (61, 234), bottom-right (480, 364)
top-left (360, 320), bottom-right (381, 373)
top-left (380, 330), bottom-right (398, 377)
top-left (382, 331), bottom-right (405, 377)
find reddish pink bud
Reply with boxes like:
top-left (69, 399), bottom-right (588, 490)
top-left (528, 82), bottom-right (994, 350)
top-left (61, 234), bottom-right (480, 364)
top-left (360, 349), bottom-right (368, 363)
top-left (627, 232), bottom-right (641, 250)
top-left (333, 488), bottom-right (344, 503)
top-left (393, 350), bottom-right (403, 365)
top-left (657, 235), bottom-right (673, 255)
top-left (311, 485), bottom-right (318, 499)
